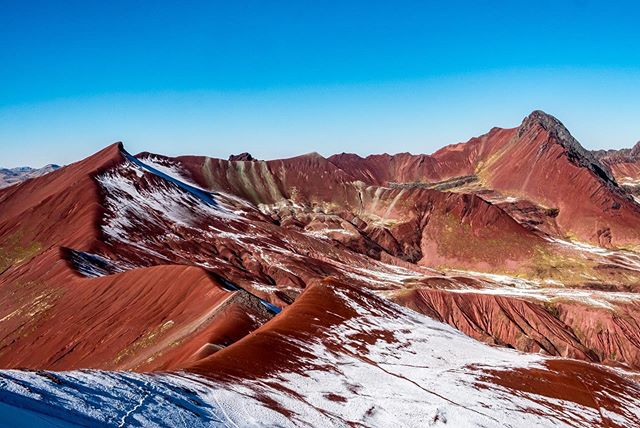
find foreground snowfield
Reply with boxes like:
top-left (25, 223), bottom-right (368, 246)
top-left (0, 370), bottom-right (230, 427)
top-left (1, 283), bottom-right (638, 427)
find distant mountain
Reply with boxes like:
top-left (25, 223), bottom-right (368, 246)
top-left (592, 141), bottom-right (640, 163)
top-left (0, 164), bottom-right (60, 188)
top-left (592, 142), bottom-right (640, 192)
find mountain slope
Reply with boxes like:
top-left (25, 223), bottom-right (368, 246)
top-left (162, 151), bottom-right (546, 270)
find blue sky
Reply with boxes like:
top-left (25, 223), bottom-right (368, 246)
top-left (1, 1), bottom-right (640, 167)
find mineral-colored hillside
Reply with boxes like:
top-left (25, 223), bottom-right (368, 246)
top-left (1, 112), bottom-right (640, 426)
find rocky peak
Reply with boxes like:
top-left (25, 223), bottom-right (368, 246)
top-left (518, 110), bottom-right (616, 185)
top-left (228, 152), bottom-right (256, 162)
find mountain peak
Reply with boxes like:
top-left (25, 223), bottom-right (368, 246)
top-left (519, 110), bottom-right (571, 138)
top-left (228, 152), bottom-right (256, 162)
top-left (518, 110), bottom-right (616, 184)
top-left (522, 109), bottom-right (553, 122)
top-left (299, 151), bottom-right (324, 159)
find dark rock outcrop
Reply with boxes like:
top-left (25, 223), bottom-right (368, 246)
top-left (228, 152), bottom-right (256, 161)
top-left (518, 110), bottom-right (616, 185)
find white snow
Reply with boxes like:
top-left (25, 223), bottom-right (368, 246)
top-left (481, 194), bottom-right (519, 204)
top-left (342, 263), bottom-right (424, 288)
top-left (96, 162), bottom-right (240, 245)
top-left (3, 288), bottom-right (638, 427)
top-left (140, 155), bottom-right (205, 190)
top-left (619, 177), bottom-right (640, 187)
top-left (447, 268), bottom-right (640, 309)
top-left (445, 286), bottom-right (640, 310)
top-left (304, 228), bottom-right (358, 239)
top-left (450, 269), bottom-right (545, 289)
top-left (547, 236), bottom-right (640, 272)
top-left (546, 237), bottom-right (612, 256)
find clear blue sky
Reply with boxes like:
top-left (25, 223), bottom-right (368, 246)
top-left (2, 0), bottom-right (640, 167)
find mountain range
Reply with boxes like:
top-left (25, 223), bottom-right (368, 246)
top-left (1, 111), bottom-right (640, 426)
top-left (0, 164), bottom-right (60, 189)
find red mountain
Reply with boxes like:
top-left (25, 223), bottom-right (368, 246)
top-left (1, 112), bottom-right (640, 425)
top-left (329, 111), bottom-right (640, 247)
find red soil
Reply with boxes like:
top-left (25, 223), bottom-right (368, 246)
top-left (0, 143), bottom-right (272, 372)
top-left (394, 288), bottom-right (596, 361)
top-left (169, 152), bottom-right (544, 270)
top-left (0, 263), bottom-right (237, 370)
top-left (483, 359), bottom-right (640, 428)
top-left (0, 142), bottom-right (123, 250)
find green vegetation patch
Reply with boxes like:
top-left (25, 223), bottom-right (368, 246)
top-left (0, 232), bottom-right (42, 274)
top-left (113, 319), bottom-right (175, 365)
top-left (0, 280), bottom-right (64, 358)
top-left (430, 212), bottom-right (537, 264)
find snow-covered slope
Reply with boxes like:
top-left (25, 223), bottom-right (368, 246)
top-left (2, 283), bottom-right (636, 427)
